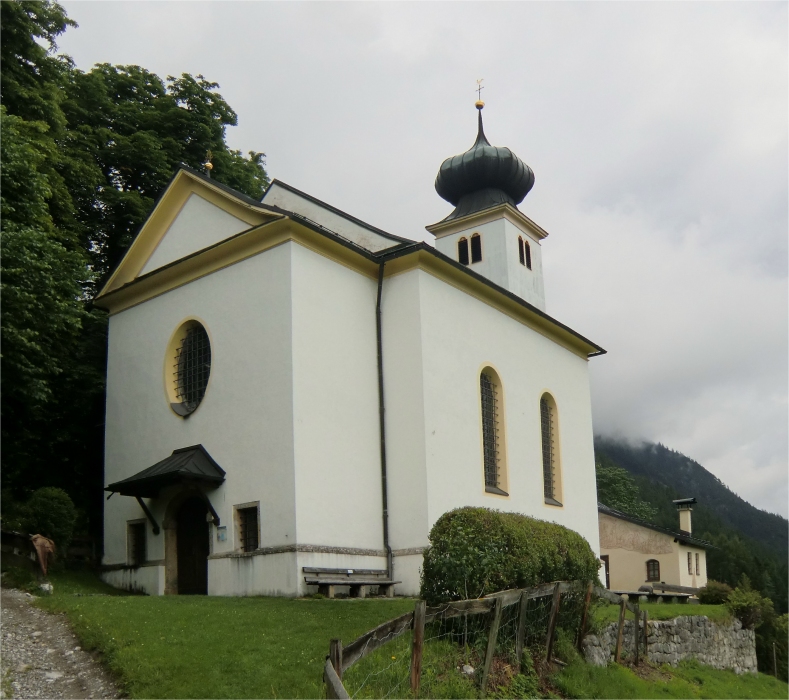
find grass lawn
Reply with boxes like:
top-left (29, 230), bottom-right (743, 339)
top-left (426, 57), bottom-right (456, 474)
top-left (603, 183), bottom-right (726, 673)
top-left (553, 658), bottom-right (788, 699)
top-left (34, 570), bottom-right (414, 699)
top-left (592, 601), bottom-right (732, 626)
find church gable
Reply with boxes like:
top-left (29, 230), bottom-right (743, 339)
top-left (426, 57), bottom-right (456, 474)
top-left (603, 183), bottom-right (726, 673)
top-left (100, 168), bottom-right (276, 297)
top-left (140, 193), bottom-right (253, 275)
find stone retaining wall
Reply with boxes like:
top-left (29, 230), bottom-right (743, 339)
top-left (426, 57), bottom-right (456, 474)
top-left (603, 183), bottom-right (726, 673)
top-left (583, 615), bottom-right (757, 674)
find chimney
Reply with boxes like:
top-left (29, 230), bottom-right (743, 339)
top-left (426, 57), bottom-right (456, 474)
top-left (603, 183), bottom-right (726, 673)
top-left (672, 498), bottom-right (696, 534)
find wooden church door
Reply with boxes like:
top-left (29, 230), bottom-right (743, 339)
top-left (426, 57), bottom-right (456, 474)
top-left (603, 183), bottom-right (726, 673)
top-left (176, 497), bottom-right (209, 594)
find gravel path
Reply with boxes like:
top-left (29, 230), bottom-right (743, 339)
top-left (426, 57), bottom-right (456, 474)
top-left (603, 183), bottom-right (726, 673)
top-left (1, 588), bottom-right (121, 699)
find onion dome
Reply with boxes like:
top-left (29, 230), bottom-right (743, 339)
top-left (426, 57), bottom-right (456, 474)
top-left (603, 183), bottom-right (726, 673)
top-left (435, 104), bottom-right (535, 221)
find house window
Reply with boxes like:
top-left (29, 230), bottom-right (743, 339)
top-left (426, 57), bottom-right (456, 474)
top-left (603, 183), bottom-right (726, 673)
top-left (480, 369), bottom-right (507, 494)
top-left (470, 233), bottom-right (482, 263)
top-left (688, 552), bottom-right (693, 574)
top-left (524, 240), bottom-right (532, 269)
top-left (540, 394), bottom-right (561, 505)
top-left (128, 522), bottom-right (146, 566)
top-left (168, 320), bottom-right (212, 416)
top-left (646, 559), bottom-right (660, 581)
top-left (695, 552), bottom-right (700, 575)
top-left (237, 505), bottom-right (259, 553)
top-left (518, 237), bottom-right (525, 265)
top-left (458, 237), bottom-right (469, 265)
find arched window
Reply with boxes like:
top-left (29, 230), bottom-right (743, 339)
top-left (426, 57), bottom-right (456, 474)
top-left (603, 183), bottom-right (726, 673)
top-left (540, 393), bottom-right (562, 505)
top-left (646, 559), bottom-right (660, 581)
top-left (470, 233), bottom-right (482, 263)
top-left (524, 240), bottom-right (532, 270)
top-left (480, 368), bottom-right (507, 494)
top-left (458, 237), bottom-right (469, 265)
top-left (518, 237), bottom-right (525, 265)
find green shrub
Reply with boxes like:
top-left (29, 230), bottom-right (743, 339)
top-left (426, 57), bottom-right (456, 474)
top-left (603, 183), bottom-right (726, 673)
top-left (698, 580), bottom-right (733, 605)
top-left (22, 487), bottom-right (77, 553)
top-left (757, 613), bottom-right (788, 681)
top-left (726, 576), bottom-right (774, 630)
top-left (420, 507), bottom-right (600, 604)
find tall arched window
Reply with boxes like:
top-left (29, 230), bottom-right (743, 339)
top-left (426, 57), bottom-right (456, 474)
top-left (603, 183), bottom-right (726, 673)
top-left (480, 368), bottom-right (507, 495)
top-left (458, 237), bottom-right (469, 265)
top-left (518, 236), bottom-right (525, 265)
top-left (540, 393), bottom-right (562, 505)
top-left (646, 559), bottom-right (660, 581)
top-left (524, 240), bottom-right (532, 270)
top-left (470, 233), bottom-right (482, 263)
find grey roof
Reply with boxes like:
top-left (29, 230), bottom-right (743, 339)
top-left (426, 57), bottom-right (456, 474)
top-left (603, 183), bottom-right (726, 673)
top-left (598, 502), bottom-right (713, 549)
top-left (106, 445), bottom-right (225, 498)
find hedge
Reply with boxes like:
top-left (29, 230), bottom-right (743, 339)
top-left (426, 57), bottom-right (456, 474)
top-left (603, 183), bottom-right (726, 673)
top-left (420, 507), bottom-right (600, 604)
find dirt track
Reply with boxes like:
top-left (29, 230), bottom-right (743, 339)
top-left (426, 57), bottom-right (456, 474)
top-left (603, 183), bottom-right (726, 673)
top-left (0, 587), bottom-right (120, 699)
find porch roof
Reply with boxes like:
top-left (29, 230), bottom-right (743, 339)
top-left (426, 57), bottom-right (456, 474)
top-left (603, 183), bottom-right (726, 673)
top-left (105, 445), bottom-right (225, 498)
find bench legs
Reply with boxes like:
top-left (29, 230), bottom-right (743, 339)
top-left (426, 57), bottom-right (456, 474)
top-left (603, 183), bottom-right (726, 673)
top-left (380, 584), bottom-right (394, 598)
top-left (349, 585), bottom-right (367, 599)
top-left (318, 584), bottom-right (336, 599)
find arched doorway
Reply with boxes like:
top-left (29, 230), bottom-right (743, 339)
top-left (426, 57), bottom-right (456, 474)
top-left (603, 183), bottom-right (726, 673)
top-left (176, 497), bottom-right (209, 594)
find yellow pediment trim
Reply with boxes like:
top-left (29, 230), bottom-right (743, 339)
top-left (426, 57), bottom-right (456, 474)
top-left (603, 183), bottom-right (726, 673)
top-left (99, 170), bottom-right (277, 297)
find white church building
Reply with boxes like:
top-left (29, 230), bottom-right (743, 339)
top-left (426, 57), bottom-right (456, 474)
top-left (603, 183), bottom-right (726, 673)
top-left (97, 104), bottom-right (605, 596)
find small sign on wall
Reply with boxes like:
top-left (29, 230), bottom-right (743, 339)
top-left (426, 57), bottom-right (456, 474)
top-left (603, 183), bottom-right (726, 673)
top-left (216, 526), bottom-right (227, 542)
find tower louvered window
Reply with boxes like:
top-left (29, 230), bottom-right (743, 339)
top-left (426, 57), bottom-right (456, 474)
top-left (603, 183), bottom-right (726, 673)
top-left (470, 233), bottom-right (482, 263)
top-left (541, 397), bottom-right (555, 500)
top-left (458, 237), bottom-right (469, 265)
top-left (480, 372), bottom-right (500, 489)
top-left (524, 240), bottom-right (532, 269)
top-left (174, 324), bottom-right (211, 412)
top-left (518, 237), bottom-right (525, 265)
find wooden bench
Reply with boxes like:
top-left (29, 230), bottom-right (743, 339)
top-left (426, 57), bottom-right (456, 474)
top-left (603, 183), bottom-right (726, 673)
top-left (303, 567), bottom-right (400, 599)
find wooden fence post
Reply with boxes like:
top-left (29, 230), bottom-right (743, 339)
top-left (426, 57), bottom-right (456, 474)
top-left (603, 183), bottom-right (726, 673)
top-left (326, 639), bottom-right (346, 700)
top-left (330, 638), bottom-right (343, 679)
top-left (515, 591), bottom-right (528, 673)
top-left (410, 600), bottom-right (426, 697)
top-left (642, 610), bottom-right (649, 662)
top-left (614, 598), bottom-right (627, 663)
top-left (633, 603), bottom-right (640, 666)
top-left (545, 583), bottom-right (562, 662)
top-left (480, 597), bottom-right (503, 693)
top-left (576, 581), bottom-right (594, 653)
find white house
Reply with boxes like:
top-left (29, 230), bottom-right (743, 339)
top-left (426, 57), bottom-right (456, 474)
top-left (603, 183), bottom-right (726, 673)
top-left (97, 104), bottom-right (606, 597)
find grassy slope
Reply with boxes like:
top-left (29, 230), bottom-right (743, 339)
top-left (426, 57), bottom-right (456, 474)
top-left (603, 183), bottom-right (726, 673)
top-left (553, 658), bottom-right (788, 699)
top-left (593, 602), bottom-right (732, 625)
top-left (35, 571), bottom-right (413, 699)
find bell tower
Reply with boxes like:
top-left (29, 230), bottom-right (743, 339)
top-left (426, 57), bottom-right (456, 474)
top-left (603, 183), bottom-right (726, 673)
top-left (427, 102), bottom-right (547, 311)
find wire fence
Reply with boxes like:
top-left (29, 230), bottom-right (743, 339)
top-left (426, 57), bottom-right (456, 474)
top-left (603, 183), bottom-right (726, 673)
top-left (327, 580), bottom-right (603, 699)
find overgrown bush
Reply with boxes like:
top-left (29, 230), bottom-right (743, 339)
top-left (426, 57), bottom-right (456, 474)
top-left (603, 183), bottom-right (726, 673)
top-left (420, 507), bottom-right (600, 604)
top-left (726, 576), bottom-right (774, 630)
top-left (698, 580), bottom-right (733, 605)
top-left (21, 487), bottom-right (77, 553)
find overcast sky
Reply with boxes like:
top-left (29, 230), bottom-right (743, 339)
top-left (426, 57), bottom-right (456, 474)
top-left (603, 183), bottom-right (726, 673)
top-left (60, 2), bottom-right (788, 517)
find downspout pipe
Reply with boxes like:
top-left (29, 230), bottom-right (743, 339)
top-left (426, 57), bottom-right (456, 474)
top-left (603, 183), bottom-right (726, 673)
top-left (376, 261), bottom-right (394, 579)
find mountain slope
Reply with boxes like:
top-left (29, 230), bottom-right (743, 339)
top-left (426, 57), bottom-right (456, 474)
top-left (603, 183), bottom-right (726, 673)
top-left (594, 436), bottom-right (788, 556)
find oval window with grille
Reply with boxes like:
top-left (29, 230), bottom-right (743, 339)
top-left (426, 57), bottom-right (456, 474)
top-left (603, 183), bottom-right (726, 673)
top-left (167, 321), bottom-right (211, 416)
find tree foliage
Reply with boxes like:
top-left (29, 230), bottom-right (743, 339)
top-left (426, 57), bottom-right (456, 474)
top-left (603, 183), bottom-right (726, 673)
top-left (595, 456), bottom-right (657, 521)
top-left (0, 0), bottom-right (269, 536)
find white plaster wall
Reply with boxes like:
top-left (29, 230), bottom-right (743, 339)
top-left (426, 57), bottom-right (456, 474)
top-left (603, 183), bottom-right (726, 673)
top-left (141, 194), bottom-right (252, 274)
top-left (414, 270), bottom-right (599, 556)
top-left (433, 219), bottom-right (546, 310)
top-left (208, 553), bottom-right (298, 597)
top-left (289, 244), bottom-right (385, 550)
top-left (262, 183), bottom-right (399, 253)
top-left (104, 244), bottom-right (297, 574)
top-left (678, 544), bottom-right (708, 589)
top-left (102, 566), bottom-right (164, 596)
top-left (380, 271), bottom-right (430, 556)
